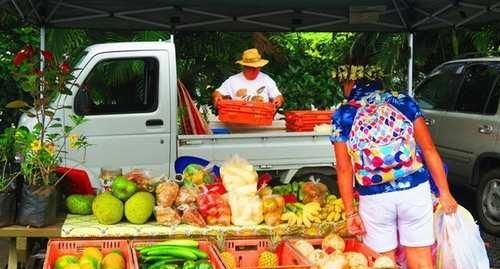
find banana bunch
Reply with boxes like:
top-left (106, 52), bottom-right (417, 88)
top-left (319, 195), bottom-right (346, 222)
top-left (280, 202), bottom-right (321, 228)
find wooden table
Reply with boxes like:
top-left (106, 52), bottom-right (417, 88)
top-left (0, 219), bottom-right (63, 269)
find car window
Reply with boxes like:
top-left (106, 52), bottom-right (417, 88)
top-left (414, 63), bottom-right (465, 110)
top-left (455, 63), bottom-right (498, 114)
top-left (74, 57), bottom-right (159, 115)
top-left (485, 74), bottom-right (500, 115)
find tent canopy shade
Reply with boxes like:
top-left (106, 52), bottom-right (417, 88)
top-left (1, 0), bottom-right (500, 32)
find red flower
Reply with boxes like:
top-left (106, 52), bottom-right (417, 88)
top-left (59, 62), bottom-right (70, 74)
top-left (33, 68), bottom-right (43, 76)
top-left (12, 45), bottom-right (35, 66)
top-left (41, 50), bottom-right (54, 62)
top-left (283, 194), bottom-right (298, 204)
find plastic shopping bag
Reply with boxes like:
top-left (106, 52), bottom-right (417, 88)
top-left (435, 206), bottom-right (489, 269)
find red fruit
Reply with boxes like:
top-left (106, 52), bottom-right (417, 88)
top-left (207, 207), bottom-right (217, 216)
top-left (283, 194), bottom-right (298, 204)
top-left (41, 50), bottom-right (54, 62)
top-left (59, 62), bottom-right (70, 74)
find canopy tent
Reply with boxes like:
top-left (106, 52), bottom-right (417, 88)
top-left (2, 0), bottom-right (500, 92)
top-left (2, 0), bottom-right (499, 32)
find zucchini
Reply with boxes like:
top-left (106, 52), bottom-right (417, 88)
top-left (157, 240), bottom-right (199, 248)
top-left (187, 248), bottom-right (208, 259)
top-left (147, 247), bottom-right (198, 260)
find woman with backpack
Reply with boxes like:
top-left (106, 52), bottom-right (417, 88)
top-left (331, 77), bottom-right (458, 269)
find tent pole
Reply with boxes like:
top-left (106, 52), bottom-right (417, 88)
top-left (40, 26), bottom-right (46, 70)
top-left (408, 32), bottom-right (414, 96)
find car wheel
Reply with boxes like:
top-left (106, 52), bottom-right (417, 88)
top-left (476, 168), bottom-right (500, 236)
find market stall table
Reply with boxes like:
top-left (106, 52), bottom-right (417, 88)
top-left (61, 214), bottom-right (346, 238)
top-left (0, 219), bottom-right (63, 269)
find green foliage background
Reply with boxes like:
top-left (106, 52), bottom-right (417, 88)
top-left (1, 21), bottom-right (499, 127)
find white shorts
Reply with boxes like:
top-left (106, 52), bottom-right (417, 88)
top-left (359, 181), bottom-right (434, 253)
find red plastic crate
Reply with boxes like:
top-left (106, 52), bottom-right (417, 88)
top-left (217, 238), bottom-right (312, 269)
top-left (285, 111), bottom-right (333, 132)
top-left (287, 238), bottom-right (380, 267)
top-left (43, 239), bottom-right (133, 269)
top-left (130, 239), bottom-right (225, 269)
top-left (218, 100), bottom-right (276, 125)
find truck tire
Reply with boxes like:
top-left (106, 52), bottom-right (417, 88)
top-left (476, 168), bottom-right (500, 236)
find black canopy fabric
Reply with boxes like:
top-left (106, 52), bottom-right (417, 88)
top-left (1, 0), bottom-right (499, 32)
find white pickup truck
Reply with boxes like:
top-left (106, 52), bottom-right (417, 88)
top-left (19, 40), bottom-right (335, 188)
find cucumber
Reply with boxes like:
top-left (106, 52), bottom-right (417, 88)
top-left (144, 256), bottom-right (182, 262)
top-left (187, 248), bottom-right (208, 259)
top-left (148, 260), bottom-right (171, 269)
top-left (157, 240), bottom-right (199, 248)
top-left (147, 247), bottom-right (198, 260)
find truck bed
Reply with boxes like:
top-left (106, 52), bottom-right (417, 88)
top-left (177, 120), bottom-right (335, 171)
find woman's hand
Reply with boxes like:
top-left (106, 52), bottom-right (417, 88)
top-left (439, 191), bottom-right (458, 214)
top-left (347, 213), bottom-right (366, 236)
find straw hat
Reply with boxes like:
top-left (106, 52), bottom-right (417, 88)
top-left (236, 48), bottom-right (269, 68)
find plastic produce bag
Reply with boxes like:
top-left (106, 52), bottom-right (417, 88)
top-left (182, 163), bottom-right (215, 185)
top-left (155, 178), bottom-right (179, 208)
top-left (227, 191), bottom-right (263, 226)
top-left (220, 155), bottom-right (258, 193)
top-left (17, 183), bottom-right (57, 227)
top-left (155, 206), bottom-right (181, 226)
top-left (435, 206), bottom-right (489, 269)
top-left (175, 184), bottom-right (200, 207)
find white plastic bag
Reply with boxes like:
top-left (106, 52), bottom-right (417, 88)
top-left (435, 206), bottom-right (489, 269)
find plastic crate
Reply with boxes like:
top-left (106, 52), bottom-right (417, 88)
top-left (285, 111), bottom-right (333, 132)
top-left (130, 239), bottom-right (225, 269)
top-left (217, 100), bottom-right (275, 126)
top-left (287, 238), bottom-right (380, 267)
top-left (43, 239), bottom-right (133, 269)
top-left (217, 238), bottom-right (312, 269)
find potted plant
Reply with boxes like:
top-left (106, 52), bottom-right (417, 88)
top-left (0, 127), bottom-right (19, 227)
top-left (8, 45), bottom-right (89, 227)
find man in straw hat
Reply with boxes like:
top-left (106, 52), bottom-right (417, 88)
top-left (212, 48), bottom-right (284, 108)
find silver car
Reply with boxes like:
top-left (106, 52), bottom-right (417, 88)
top-left (414, 58), bottom-right (500, 235)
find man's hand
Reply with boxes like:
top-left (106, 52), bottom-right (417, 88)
top-left (439, 191), bottom-right (458, 214)
top-left (212, 91), bottom-right (224, 107)
top-left (347, 214), bottom-right (366, 236)
top-left (272, 95), bottom-right (284, 108)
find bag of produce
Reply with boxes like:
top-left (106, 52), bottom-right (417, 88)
top-left (126, 169), bottom-right (156, 191)
top-left (156, 179), bottom-right (179, 208)
top-left (175, 183), bottom-right (200, 207)
top-left (183, 163), bottom-right (215, 185)
top-left (227, 191), bottom-right (263, 226)
top-left (197, 187), bottom-right (231, 226)
top-left (262, 195), bottom-right (285, 226)
top-left (155, 206), bottom-right (181, 226)
top-left (179, 205), bottom-right (206, 227)
top-left (302, 176), bottom-right (328, 206)
top-left (220, 155), bottom-right (258, 193)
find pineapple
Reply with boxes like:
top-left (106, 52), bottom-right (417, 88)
top-left (216, 233), bottom-right (237, 269)
top-left (258, 233), bottom-right (280, 268)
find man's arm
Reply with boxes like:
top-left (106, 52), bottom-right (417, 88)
top-left (212, 90), bottom-right (225, 106)
top-left (271, 95), bottom-right (284, 108)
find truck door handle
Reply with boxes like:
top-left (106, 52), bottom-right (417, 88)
top-left (146, 119), bottom-right (163, 126)
top-left (478, 124), bottom-right (493, 134)
top-left (424, 117), bottom-right (435, 126)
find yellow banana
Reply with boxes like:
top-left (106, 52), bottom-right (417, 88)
top-left (296, 212), bottom-right (303, 226)
top-left (311, 216), bottom-right (322, 223)
top-left (288, 213), bottom-right (297, 226)
top-left (334, 205), bottom-right (342, 213)
top-left (334, 212), bottom-right (341, 222)
top-left (303, 213), bottom-right (312, 228)
top-left (281, 212), bottom-right (292, 221)
top-left (327, 212), bottom-right (335, 222)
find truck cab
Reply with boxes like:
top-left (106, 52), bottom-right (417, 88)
top-left (19, 41), bottom-right (335, 189)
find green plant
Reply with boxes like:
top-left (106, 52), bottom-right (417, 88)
top-left (0, 127), bottom-right (18, 190)
top-left (8, 45), bottom-right (89, 186)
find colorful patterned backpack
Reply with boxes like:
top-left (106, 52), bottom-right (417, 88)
top-left (347, 91), bottom-right (423, 186)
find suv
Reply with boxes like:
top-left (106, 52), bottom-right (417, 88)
top-left (414, 58), bottom-right (500, 235)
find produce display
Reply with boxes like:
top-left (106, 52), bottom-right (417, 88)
top-left (292, 234), bottom-right (397, 269)
top-left (53, 247), bottom-right (126, 269)
top-left (135, 240), bottom-right (214, 269)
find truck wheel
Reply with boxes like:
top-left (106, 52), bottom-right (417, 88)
top-left (294, 172), bottom-right (338, 196)
top-left (476, 168), bottom-right (500, 236)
